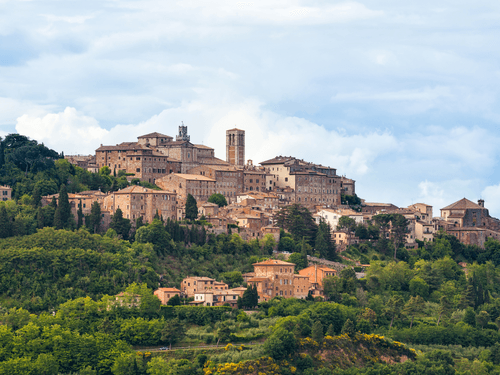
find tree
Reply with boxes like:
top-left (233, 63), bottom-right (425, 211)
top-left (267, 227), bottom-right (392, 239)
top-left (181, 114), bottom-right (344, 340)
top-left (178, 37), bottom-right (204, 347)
top-left (241, 285), bottom-right (258, 309)
top-left (337, 216), bottom-right (356, 247)
top-left (167, 294), bottom-right (181, 306)
top-left (0, 205), bottom-right (12, 238)
top-left (53, 184), bottom-right (73, 230)
top-left (312, 320), bottom-right (324, 343)
top-left (341, 318), bottom-right (356, 336)
top-left (316, 219), bottom-right (336, 260)
top-left (264, 327), bottom-right (297, 360)
top-left (220, 271), bottom-right (244, 288)
top-left (77, 199), bottom-right (84, 229)
top-left (161, 318), bottom-right (185, 349)
top-left (208, 193), bottom-right (228, 207)
top-left (185, 194), bottom-right (198, 221)
top-left (463, 307), bottom-right (476, 327)
top-left (110, 208), bottom-right (131, 240)
top-left (390, 214), bottom-right (410, 260)
top-left (32, 185), bottom-right (41, 208)
top-left (403, 295), bottom-right (425, 329)
top-left (437, 296), bottom-right (452, 326)
top-left (476, 310), bottom-right (490, 329)
top-left (135, 219), bottom-right (173, 255)
top-left (275, 204), bottom-right (317, 245)
top-left (87, 201), bottom-right (101, 234)
top-left (385, 295), bottom-right (404, 328)
top-left (288, 252), bottom-right (308, 271)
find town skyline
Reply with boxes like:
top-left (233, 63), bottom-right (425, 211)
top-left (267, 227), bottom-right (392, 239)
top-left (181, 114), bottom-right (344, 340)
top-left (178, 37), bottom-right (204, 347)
top-left (2, 1), bottom-right (500, 217)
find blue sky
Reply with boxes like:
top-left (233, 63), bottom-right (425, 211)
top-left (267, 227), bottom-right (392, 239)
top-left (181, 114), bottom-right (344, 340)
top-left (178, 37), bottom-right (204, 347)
top-left (1, 0), bottom-right (500, 216)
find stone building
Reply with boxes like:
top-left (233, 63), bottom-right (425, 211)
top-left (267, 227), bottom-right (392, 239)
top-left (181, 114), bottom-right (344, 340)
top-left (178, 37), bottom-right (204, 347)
top-left (41, 190), bottom-right (110, 227)
top-left (316, 208), bottom-right (364, 229)
top-left (187, 165), bottom-right (243, 204)
top-left (102, 185), bottom-right (177, 222)
top-left (0, 185), bottom-right (12, 201)
top-left (340, 176), bottom-right (356, 196)
top-left (95, 141), bottom-right (182, 183)
top-left (299, 265), bottom-right (337, 290)
top-left (247, 259), bottom-right (296, 301)
top-left (260, 156), bottom-right (342, 208)
top-left (242, 160), bottom-right (267, 192)
top-left (154, 288), bottom-right (181, 305)
top-left (156, 173), bottom-right (216, 203)
top-left (440, 198), bottom-right (500, 247)
top-left (93, 126), bottom-right (228, 183)
top-left (192, 290), bottom-right (240, 307)
top-left (181, 276), bottom-right (229, 297)
top-left (226, 128), bottom-right (245, 166)
top-left (293, 275), bottom-right (311, 299)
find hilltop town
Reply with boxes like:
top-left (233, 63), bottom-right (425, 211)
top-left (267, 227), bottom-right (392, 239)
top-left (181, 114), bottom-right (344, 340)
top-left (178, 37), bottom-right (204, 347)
top-left (3, 128), bottom-right (500, 374)
top-left (3, 124), bottom-right (498, 304)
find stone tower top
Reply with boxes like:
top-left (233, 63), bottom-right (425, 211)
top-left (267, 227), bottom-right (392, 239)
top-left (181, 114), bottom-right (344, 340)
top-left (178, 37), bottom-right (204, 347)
top-left (226, 128), bottom-right (245, 166)
top-left (176, 122), bottom-right (190, 142)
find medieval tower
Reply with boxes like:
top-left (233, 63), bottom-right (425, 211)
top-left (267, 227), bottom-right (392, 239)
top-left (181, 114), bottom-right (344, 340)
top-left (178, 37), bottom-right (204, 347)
top-left (226, 128), bottom-right (245, 166)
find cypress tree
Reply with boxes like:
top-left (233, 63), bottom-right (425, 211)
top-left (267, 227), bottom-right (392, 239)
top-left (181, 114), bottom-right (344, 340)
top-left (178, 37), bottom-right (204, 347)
top-left (77, 199), bottom-right (84, 229)
top-left (50, 196), bottom-right (57, 209)
top-left (37, 207), bottom-right (45, 229)
top-left (312, 320), bottom-right (324, 343)
top-left (88, 201), bottom-right (102, 234)
top-left (54, 184), bottom-right (71, 229)
top-left (185, 194), bottom-right (198, 221)
top-left (32, 185), bottom-right (41, 208)
top-left (110, 207), bottom-right (131, 240)
top-left (0, 206), bottom-right (12, 238)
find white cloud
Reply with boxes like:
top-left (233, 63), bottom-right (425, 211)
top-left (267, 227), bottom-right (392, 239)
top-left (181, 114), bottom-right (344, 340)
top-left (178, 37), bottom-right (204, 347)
top-left (482, 184), bottom-right (500, 218)
top-left (16, 107), bottom-right (109, 155)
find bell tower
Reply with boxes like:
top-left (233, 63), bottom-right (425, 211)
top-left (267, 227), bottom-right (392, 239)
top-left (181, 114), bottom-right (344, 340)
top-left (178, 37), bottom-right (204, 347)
top-left (226, 128), bottom-right (245, 166)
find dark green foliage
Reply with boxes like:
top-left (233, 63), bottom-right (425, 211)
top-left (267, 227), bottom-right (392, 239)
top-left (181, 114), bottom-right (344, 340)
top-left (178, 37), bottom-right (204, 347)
top-left (288, 252), bottom-right (308, 271)
top-left (316, 220), bottom-right (337, 261)
top-left (0, 205), bottom-right (12, 238)
top-left (185, 194), bottom-right (198, 220)
top-left (86, 201), bottom-right (101, 234)
top-left (53, 184), bottom-right (74, 230)
top-left (341, 318), bottom-right (355, 335)
top-left (208, 193), bottom-right (228, 207)
top-left (161, 318), bottom-right (186, 348)
top-left (264, 327), bottom-right (297, 360)
top-left (167, 294), bottom-right (181, 306)
top-left (312, 320), bottom-right (324, 342)
top-left (275, 204), bottom-right (317, 245)
top-left (241, 285), bottom-right (259, 309)
top-left (341, 194), bottom-right (361, 206)
top-left (110, 208), bottom-right (131, 240)
top-left (0, 228), bottom-right (158, 311)
top-left (135, 219), bottom-right (172, 255)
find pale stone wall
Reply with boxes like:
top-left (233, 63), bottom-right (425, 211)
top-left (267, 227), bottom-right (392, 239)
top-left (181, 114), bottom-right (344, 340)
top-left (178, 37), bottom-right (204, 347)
top-left (156, 174), bottom-right (216, 203)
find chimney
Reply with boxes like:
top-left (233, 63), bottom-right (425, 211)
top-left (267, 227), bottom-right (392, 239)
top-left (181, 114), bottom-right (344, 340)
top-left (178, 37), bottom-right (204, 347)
top-left (478, 199), bottom-right (485, 208)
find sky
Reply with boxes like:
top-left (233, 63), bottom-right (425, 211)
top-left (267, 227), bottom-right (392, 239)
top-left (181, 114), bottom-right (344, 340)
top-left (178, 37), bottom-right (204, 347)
top-left (1, 0), bottom-right (500, 216)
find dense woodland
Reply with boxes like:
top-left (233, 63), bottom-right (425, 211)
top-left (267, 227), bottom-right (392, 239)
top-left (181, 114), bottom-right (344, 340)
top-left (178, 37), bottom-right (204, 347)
top-left (3, 134), bottom-right (500, 374)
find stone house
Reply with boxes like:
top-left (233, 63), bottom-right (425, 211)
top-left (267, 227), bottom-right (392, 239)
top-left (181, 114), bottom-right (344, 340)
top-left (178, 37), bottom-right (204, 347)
top-left (0, 185), bottom-right (12, 201)
top-left (181, 276), bottom-right (229, 297)
top-left (440, 198), bottom-right (500, 247)
top-left (154, 288), bottom-right (181, 305)
top-left (247, 259), bottom-right (296, 301)
top-left (102, 185), bottom-right (177, 223)
top-left (187, 165), bottom-right (243, 204)
top-left (156, 173), bottom-right (216, 204)
top-left (260, 156), bottom-right (343, 208)
top-left (192, 289), bottom-right (240, 307)
top-left (298, 265), bottom-right (337, 290)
